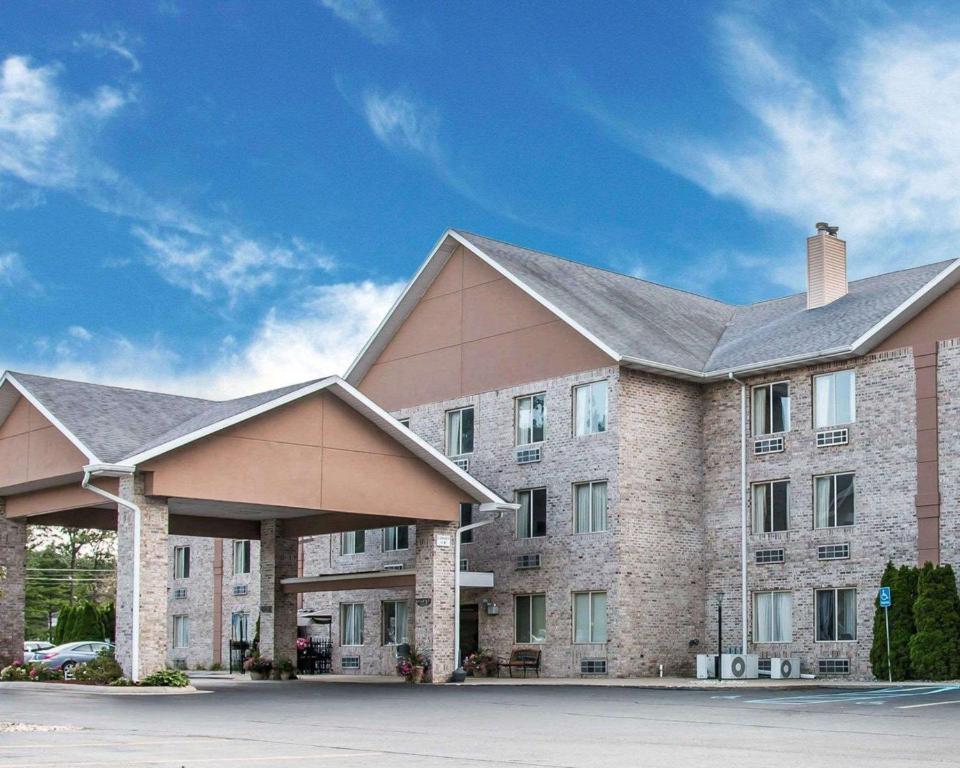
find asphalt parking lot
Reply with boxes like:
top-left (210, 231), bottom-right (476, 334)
top-left (1, 680), bottom-right (959, 767)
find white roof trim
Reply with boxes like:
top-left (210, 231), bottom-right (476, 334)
top-left (0, 371), bottom-right (101, 463)
top-left (851, 258), bottom-right (960, 354)
top-left (344, 229), bottom-right (620, 385)
top-left (119, 374), bottom-right (508, 507)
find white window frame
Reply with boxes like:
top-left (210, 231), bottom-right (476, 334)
top-left (813, 370), bottom-right (856, 428)
top-left (815, 588), bottom-right (857, 642)
top-left (172, 615), bottom-right (189, 649)
top-left (751, 480), bottom-right (790, 534)
top-left (445, 406), bottom-right (474, 456)
top-left (382, 526), bottom-right (409, 552)
top-left (573, 381), bottom-right (608, 437)
top-left (573, 481), bottom-right (608, 534)
top-left (382, 600), bottom-right (409, 646)
top-left (814, 473), bottom-right (855, 529)
top-left (341, 530), bottom-right (366, 555)
top-left (753, 591), bottom-right (792, 643)
top-left (341, 602), bottom-right (364, 646)
top-left (233, 540), bottom-right (251, 575)
top-left (515, 392), bottom-right (546, 446)
top-left (572, 591), bottom-right (607, 644)
top-left (173, 545), bottom-right (190, 579)
top-left (751, 381), bottom-right (791, 435)
top-left (515, 487), bottom-right (547, 539)
top-left (514, 594), bottom-right (546, 644)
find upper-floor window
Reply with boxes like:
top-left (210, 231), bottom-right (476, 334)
top-left (752, 480), bottom-right (789, 533)
top-left (754, 591), bottom-right (792, 643)
top-left (514, 594), bottom-right (546, 643)
top-left (341, 603), bottom-right (364, 645)
top-left (814, 473), bottom-right (854, 528)
top-left (382, 600), bottom-right (408, 645)
top-left (516, 488), bottom-right (547, 539)
top-left (341, 530), bottom-right (366, 555)
top-left (233, 540), bottom-right (251, 575)
top-left (752, 382), bottom-right (790, 435)
top-left (383, 525), bottom-right (409, 552)
top-left (574, 481), bottom-right (607, 533)
top-left (516, 393), bottom-right (545, 446)
top-left (574, 381), bottom-right (607, 436)
top-left (397, 417), bottom-right (410, 428)
top-left (816, 588), bottom-right (857, 641)
top-left (445, 406), bottom-right (474, 456)
top-left (573, 591), bottom-right (607, 644)
top-left (814, 370), bottom-right (856, 428)
top-left (173, 545), bottom-right (191, 579)
top-left (459, 503), bottom-right (474, 544)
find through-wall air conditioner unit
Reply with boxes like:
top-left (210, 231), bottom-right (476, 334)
top-left (233, 585), bottom-right (248, 596)
top-left (696, 654), bottom-right (718, 679)
top-left (453, 457), bottom-right (470, 472)
top-left (173, 588), bottom-right (187, 600)
top-left (769, 657), bottom-right (800, 679)
top-left (816, 428), bottom-right (848, 447)
top-left (515, 446), bottom-right (542, 464)
top-left (721, 653), bottom-right (759, 679)
top-left (383, 563), bottom-right (404, 571)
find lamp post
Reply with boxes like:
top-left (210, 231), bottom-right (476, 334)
top-left (716, 591), bottom-right (724, 680)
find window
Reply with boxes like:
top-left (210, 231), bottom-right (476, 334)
top-left (382, 601), bottom-right (408, 645)
top-left (753, 592), bottom-right (792, 643)
top-left (173, 545), bottom-right (191, 579)
top-left (752, 481), bottom-right (789, 533)
top-left (445, 406), bottom-right (474, 456)
top-left (233, 540), bottom-right (251, 575)
top-left (574, 481), bottom-right (608, 533)
top-left (574, 381), bottom-right (607, 436)
top-left (341, 603), bottom-right (364, 645)
top-left (173, 615), bottom-right (189, 649)
top-left (516, 488), bottom-right (547, 539)
top-left (341, 530), bottom-right (366, 555)
top-left (814, 473), bottom-right (855, 528)
top-left (460, 503), bottom-right (473, 544)
top-left (382, 526), bottom-right (409, 552)
top-left (230, 612), bottom-right (249, 642)
top-left (516, 393), bottom-right (545, 445)
top-left (816, 588), bottom-right (857, 641)
top-left (814, 370), bottom-right (856, 428)
top-left (573, 591), bottom-right (608, 643)
top-left (397, 418), bottom-right (410, 428)
top-left (514, 594), bottom-right (546, 643)
top-left (752, 382), bottom-right (790, 435)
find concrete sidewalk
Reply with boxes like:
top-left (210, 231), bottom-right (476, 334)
top-left (461, 675), bottom-right (958, 689)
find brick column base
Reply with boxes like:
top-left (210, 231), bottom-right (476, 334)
top-left (116, 473), bottom-right (169, 680)
top-left (258, 519), bottom-right (298, 668)
top-left (0, 499), bottom-right (26, 667)
top-left (415, 520), bottom-right (457, 683)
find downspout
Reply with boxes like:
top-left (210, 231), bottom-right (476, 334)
top-left (81, 465), bottom-right (141, 682)
top-left (727, 373), bottom-right (748, 655)
top-left (452, 503), bottom-right (514, 680)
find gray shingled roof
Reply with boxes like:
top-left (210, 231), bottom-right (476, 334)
top-left (9, 372), bottom-right (321, 463)
top-left (453, 231), bottom-right (957, 375)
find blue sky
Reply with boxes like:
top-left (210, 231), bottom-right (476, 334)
top-left (2, 0), bottom-right (959, 396)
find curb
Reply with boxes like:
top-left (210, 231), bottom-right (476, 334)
top-left (0, 681), bottom-right (203, 695)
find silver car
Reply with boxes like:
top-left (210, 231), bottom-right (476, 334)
top-left (22, 641), bottom-right (53, 662)
top-left (34, 641), bottom-right (115, 672)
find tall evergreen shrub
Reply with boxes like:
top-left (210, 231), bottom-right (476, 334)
top-left (910, 563), bottom-right (960, 680)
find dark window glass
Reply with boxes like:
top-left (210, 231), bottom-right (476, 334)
top-left (816, 590), bottom-right (835, 642)
top-left (835, 474), bottom-right (855, 526)
top-left (460, 408), bottom-right (474, 454)
top-left (460, 503), bottom-right (473, 543)
top-left (771, 382), bottom-right (790, 433)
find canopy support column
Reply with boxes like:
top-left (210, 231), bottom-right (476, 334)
top-left (0, 498), bottom-right (26, 667)
top-left (258, 519), bottom-right (298, 668)
top-left (414, 520), bottom-right (457, 683)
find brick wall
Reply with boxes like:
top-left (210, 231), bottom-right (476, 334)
top-left (0, 498), bottom-right (26, 667)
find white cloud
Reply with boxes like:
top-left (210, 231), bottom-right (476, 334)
top-left (74, 31), bottom-right (141, 73)
top-left (0, 252), bottom-right (36, 290)
top-left (10, 280), bottom-right (405, 398)
top-left (363, 88), bottom-right (440, 159)
top-left (67, 325), bottom-right (92, 341)
top-left (318, 0), bottom-right (395, 44)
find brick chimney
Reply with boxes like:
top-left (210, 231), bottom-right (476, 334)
top-left (806, 222), bottom-right (847, 309)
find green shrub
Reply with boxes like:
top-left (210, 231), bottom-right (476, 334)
top-left (870, 562), bottom-right (898, 679)
top-left (26, 662), bottom-right (63, 681)
top-left (0, 662), bottom-right (28, 681)
top-left (73, 650), bottom-right (123, 684)
top-left (108, 677), bottom-right (133, 687)
top-left (910, 563), bottom-right (960, 680)
top-left (54, 601), bottom-right (110, 645)
top-left (141, 668), bottom-right (190, 687)
top-left (870, 562), bottom-right (920, 681)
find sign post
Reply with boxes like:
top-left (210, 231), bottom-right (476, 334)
top-left (879, 586), bottom-right (892, 683)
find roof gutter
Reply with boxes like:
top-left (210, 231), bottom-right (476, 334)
top-left (81, 463), bottom-right (141, 682)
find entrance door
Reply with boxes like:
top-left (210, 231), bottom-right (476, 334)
top-left (459, 604), bottom-right (480, 663)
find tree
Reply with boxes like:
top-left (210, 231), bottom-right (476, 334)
top-left (870, 562), bottom-right (898, 679)
top-left (910, 563), bottom-right (960, 680)
top-left (890, 565), bottom-right (920, 680)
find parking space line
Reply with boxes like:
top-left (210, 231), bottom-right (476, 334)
top-left (0, 751), bottom-right (384, 767)
top-left (899, 699), bottom-right (960, 709)
top-left (744, 685), bottom-right (960, 705)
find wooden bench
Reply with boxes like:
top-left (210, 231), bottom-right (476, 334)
top-left (498, 648), bottom-right (541, 678)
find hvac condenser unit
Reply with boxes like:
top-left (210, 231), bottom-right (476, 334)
top-left (769, 657), bottom-right (800, 679)
top-left (696, 654), bottom-right (718, 679)
top-left (720, 653), bottom-right (759, 679)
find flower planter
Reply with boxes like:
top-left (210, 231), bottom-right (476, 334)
top-left (249, 671), bottom-right (265, 681)
top-left (411, 666), bottom-right (425, 684)
top-left (280, 671), bottom-right (293, 681)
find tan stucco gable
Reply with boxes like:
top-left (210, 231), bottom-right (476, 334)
top-left (359, 245), bottom-right (616, 410)
top-left (873, 282), bottom-right (960, 352)
top-left (140, 390), bottom-right (468, 521)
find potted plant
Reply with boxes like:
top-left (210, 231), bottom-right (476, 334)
top-left (396, 647), bottom-right (430, 683)
top-left (463, 649), bottom-right (497, 677)
top-left (243, 655), bottom-right (273, 681)
top-left (277, 659), bottom-right (296, 681)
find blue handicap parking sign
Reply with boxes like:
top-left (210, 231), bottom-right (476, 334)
top-left (879, 586), bottom-right (892, 608)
